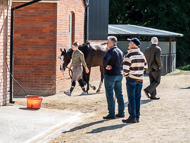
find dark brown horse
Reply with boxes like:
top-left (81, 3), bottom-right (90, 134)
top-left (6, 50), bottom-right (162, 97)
top-left (60, 42), bottom-right (107, 93)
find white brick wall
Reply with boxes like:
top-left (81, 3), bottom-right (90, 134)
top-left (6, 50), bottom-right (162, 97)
top-left (0, 4), bottom-right (11, 106)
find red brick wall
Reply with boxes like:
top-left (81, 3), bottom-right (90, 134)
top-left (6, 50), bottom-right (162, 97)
top-left (12, 2), bottom-right (57, 96)
top-left (0, 4), bottom-right (11, 106)
top-left (11, 0), bottom-right (105, 96)
top-left (56, 0), bottom-right (85, 93)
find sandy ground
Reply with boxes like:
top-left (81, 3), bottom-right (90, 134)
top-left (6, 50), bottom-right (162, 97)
top-left (14, 71), bottom-right (190, 143)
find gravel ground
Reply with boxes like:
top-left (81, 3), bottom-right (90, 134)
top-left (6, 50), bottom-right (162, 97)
top-left (14, 71), bottom-right (190, 143)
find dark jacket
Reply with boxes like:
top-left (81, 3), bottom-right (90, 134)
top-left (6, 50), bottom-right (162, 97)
top-left (103, 46), bottom-right (123, 76)
top-left (144, 44), bottom-right (162, 73)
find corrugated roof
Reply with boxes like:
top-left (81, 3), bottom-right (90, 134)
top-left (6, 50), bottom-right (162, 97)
top-left (108, 24), bottom-right (183, 37)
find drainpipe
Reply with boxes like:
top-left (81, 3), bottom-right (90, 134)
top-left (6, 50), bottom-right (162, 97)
top-left (10, 0), bottom-right (41, 103)
top-left (83, 0), bottom-right (89, 43)
top-left (5, 0), bottom-right (9, 105)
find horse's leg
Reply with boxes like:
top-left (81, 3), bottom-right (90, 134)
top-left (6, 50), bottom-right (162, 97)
top-left (85, 68), bottom-right (91, 93)
top-left (87, 67), bottom-right (97, 91)
top-left (96, 65), bottom-right (104, 93)
top-left (89, 83), bottom-right (96, 90)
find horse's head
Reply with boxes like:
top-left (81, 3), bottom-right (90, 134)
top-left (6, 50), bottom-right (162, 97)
top-left (60, 48), bottom-right (73, 71)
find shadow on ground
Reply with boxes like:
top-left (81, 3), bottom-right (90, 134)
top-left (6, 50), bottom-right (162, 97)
top-left (125, 99), bottom-right (152, 107)
top-left (78, 92), bottom-right (104, 96)
top-left (63, 119), bottom-right (113, 133)
top-left (19, 107), bottom-right (40, 111)
top-left (87, 123), bottom-right (129, 133)
top-left (180, 86), bottom-right (190, 89)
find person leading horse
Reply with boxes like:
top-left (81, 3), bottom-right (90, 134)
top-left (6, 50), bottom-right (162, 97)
top-left (64, 41), bottom-right (89, 96)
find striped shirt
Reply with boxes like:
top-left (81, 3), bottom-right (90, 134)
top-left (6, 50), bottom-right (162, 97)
top-left (123, 48), bottom-right (148, 82)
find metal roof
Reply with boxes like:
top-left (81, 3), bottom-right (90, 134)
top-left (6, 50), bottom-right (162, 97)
top-left (108, 24), bottom-right (183, 37)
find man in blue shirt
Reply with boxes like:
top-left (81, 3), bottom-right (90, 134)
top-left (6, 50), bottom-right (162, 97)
top-left (103, 36), bottom-right (125, 119)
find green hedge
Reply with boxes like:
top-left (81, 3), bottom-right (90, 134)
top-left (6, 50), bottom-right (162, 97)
top-left (177, 65), bottom-right (190, 70)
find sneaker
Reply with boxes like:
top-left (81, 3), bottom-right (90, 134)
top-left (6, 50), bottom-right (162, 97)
top-left (64, 90), bottom-right (71, 96)
top-left (122, 117), bottom-right (137, 123)
top-left (143, 89), bottom-right (150, 98)
top-left (80, 91), bottom-right (88, 95)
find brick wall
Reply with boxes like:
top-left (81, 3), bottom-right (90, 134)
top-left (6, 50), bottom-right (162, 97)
top-left (11, 0), bottom-right (106, 96)
top-left (56, 0), bottom-right (85, 93)
top-left (12, 2), bottom-right (57, 96)
top-left (0, 4), bottom-right (11, 106)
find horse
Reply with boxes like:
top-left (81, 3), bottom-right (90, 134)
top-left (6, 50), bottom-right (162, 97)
top-left (60, 42), bottom-right (107, 93)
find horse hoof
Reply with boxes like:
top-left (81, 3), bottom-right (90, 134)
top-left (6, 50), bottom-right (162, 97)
top-left (93, 86), bottom-right (96, 90)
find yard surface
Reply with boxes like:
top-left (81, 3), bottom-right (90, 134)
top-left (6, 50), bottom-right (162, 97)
top-left (15, 71), bottom-right (190, 143)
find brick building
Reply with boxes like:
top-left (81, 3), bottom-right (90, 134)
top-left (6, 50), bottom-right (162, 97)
top-left (11, 0), bottom-right (109, 96)
top-left (11, 0), bottom-right (85, 96)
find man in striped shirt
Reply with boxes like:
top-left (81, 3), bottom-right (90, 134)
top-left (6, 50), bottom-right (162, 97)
top-left (122, 38), bottom-right (147, 123)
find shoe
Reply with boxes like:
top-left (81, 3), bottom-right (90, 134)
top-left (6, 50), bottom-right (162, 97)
top-left (136, 119), bottom-right (139, 122)
top-left (80, 91), bottom-right (88, 95)
top-left (143, 89), bottom-right (150, 98)
top-left (116, 114), bottom-right (125, 118)
top-left (64, 90), bottom-right (71, 96)
top-left (150, 97), bottom-right (160, 100)
top-left (122, 117), bottom-right (137, 123)
top-left (103, 115), bottom-right (116, 119)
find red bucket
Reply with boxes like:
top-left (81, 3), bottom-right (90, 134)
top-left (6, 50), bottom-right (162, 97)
top-left (26, 95), bottom-right (43, 109)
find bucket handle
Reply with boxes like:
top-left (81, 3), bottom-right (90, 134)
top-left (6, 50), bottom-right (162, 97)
top-left (25, 96), bottom-right (44, 99)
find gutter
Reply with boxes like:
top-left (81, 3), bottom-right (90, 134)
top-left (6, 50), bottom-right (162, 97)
top-left (10, 0), bottom-right (42, 103)
top-left (83, 0), bottom-right (89, 43)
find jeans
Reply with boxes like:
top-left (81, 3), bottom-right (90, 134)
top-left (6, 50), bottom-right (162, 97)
top-left (126, 77), bottom-right (143, 120)
top-left (104, 75), bottom-right (125, 116)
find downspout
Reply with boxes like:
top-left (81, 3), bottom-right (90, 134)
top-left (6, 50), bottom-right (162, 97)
top-left (6, 0), bottom-right (9, 105)
top-left (10, 0), bottom-right (42, 103)
top-left (6, 0), bottom-right (9, 59)
top-left (83, 0), bottom-right (89, 43)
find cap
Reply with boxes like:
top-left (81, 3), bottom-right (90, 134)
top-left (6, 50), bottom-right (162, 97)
top-left (127, 38), bottom-right (141, 47)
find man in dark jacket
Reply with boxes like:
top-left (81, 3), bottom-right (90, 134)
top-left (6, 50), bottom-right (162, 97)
top-left (144, 37), bottom-right (162, 100)
top-left (103, 36), bottom-right (125, 119)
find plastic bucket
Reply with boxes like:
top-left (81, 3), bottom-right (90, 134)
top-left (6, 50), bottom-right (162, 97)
top-left (26, 95), bottom-right (43, 109)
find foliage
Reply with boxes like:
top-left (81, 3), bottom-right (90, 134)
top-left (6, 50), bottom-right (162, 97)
top-left (109, 0), bottom-right (190, 66)
top-left (177, 65), bottom-right (190, 70)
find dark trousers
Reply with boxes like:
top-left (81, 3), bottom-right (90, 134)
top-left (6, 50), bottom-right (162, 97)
top-left (145, 69), bottom-right (161, 98)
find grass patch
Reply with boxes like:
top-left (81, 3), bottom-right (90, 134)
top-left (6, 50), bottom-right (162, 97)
top-left (165, 70), bottom-right (190, 76)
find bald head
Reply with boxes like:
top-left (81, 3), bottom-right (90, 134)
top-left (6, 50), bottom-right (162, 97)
top-left (151, 37), bottom-right (158, 44)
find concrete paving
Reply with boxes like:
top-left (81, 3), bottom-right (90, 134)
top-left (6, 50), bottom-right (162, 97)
top-left (0, 104), bottom-right (88, 143)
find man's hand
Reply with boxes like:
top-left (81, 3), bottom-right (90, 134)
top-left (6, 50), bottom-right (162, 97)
top-left (106, 65), bottom-right (112, 70)
top-left (85, 67), bottom-right (89, 73)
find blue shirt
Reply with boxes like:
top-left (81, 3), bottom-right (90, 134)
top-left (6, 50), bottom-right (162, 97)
top-left (103, 46), bottom-right (124, 76)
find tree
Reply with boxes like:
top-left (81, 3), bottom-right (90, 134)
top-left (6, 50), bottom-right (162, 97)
top-left (109, 0), bottom-right (190, 66)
